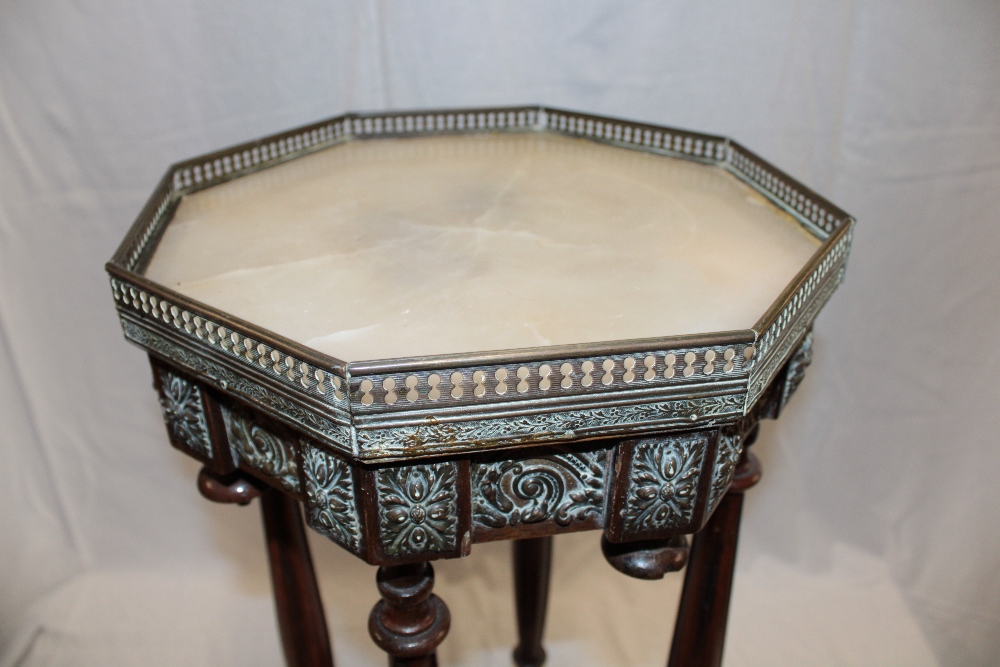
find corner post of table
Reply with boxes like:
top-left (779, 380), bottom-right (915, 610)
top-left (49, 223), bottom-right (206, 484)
top-left (665, 424), bottom-right (762, 667)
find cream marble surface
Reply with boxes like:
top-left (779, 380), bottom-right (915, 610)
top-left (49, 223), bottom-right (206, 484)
top-left (144, 133), bottom-right (820, 362)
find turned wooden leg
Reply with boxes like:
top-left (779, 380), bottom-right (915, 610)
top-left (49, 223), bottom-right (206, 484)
top-left (369, 562), bottom-right (450, 667)
top-left (198, 467), bottom-right (334, 667)
top-left (666, 436), bottom-right (762, 667)
top-left (512, 537), bottom-right (553, 667)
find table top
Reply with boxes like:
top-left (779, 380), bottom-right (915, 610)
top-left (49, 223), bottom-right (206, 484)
top-left (110, 106), bottom-right (853, 461)
top-left (144, 133), bottom-right (820, 363)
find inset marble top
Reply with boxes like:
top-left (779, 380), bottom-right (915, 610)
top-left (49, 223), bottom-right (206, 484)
top-left (144, 133), bottom-right (820, 363)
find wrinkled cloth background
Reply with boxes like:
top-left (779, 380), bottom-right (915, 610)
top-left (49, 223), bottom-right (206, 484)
top-left (1, 2), bottom-right (998, 666)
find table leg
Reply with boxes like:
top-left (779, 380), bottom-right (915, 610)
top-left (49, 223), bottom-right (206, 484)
top-left (369, 562), bottom-right (451, 667)
top-left (259, 486), bottom-right (335, 667)
top-left (666, 446), bottom-right (762, 667)
top-left (198, 468), bottom-right (334, 667)
top-left (512, 536), bottom-right (553, 667)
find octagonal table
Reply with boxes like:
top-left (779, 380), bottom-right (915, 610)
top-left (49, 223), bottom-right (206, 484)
top-left (107, 106), bottom-right (853, 667)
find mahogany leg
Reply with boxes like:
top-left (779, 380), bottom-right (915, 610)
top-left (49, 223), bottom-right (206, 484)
top-left (260, 486), bottom-right (335, 667)
top-left (369, 562), bottom-right (450, 667)
top-left (512, 536), bottom-right (553, 667)
top-left (198, 468), bottom-right (334, 667)
top-left (666, 445), bottom-right (762, 667)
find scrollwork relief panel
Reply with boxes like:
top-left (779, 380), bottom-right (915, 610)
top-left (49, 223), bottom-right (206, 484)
top-left (472, 449), bottom-right (609, 535)
top-left (224, 405), bottom-right (301, 493)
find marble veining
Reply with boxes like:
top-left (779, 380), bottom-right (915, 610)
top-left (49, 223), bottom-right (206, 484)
top-left (145, 133), bottom-right (820, 362)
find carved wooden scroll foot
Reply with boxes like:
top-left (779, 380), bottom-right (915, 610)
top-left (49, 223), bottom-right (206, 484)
top-left (601, 535), bottom-right (689, 580)
top-left (512, 536), bottom-right (553, 667)
top-left (369, 562), bottom-right (451, 667)
top-left (197, 466), bottom-right (265, 505)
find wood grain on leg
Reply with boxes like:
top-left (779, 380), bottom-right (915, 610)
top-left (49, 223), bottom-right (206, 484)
top-left (666, 446), bottom-right (761, 667)
top-left (260, 486), bottom-right (335, 667)
top-left (512, 536), bottom-right (553, 667)
top-left (197, 468), bottom-right (333, 667)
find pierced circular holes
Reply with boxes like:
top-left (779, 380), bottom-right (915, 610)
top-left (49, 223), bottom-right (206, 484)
top-left (683, 351), bottom-right (696, 377)
top-left (450, 372), bottom-right (464, 399)
top-left (643, 355), bottom-right (656, 381)
top-left (664, 353), bottom-right (676, 379)
top-left (495, 368), bottom-right (509, 395)
top-left (538, 364), bottom-right (553, 391)
top-left (332, 376), bottom-right (344, 400)
top-left (427, 374), bottom-right (442, 401)
top-left (360, 379), bottom-right (374, 405)
top-left (581, 360), bottom-right (595, 387)
top-left (516, 366), bottom-right (530, 393)
top-left (473, 370), bottom-right (486, 397)
top-left (405, 375), bottom-right (420, 402)
top-left (704, 350), bottom-right (716, 375)
top-left (724, 348), bottom-right (736, 373)
top-left (623, 357), bottom-right (636, 383)
top-left (601, 359), bottom-right (615, 385)
top-left (383, 378), bottom-right (398, 404)
top-left (560, 362), bottom-right (573, 389)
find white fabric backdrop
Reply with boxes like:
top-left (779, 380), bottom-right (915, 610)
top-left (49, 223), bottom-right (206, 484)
top-left (1, 2), bottom-right (998, 665)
